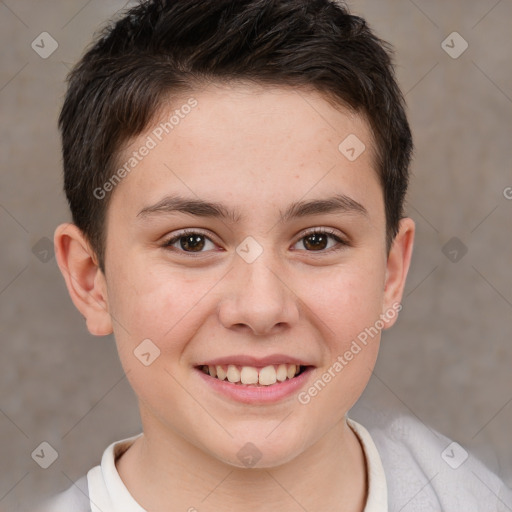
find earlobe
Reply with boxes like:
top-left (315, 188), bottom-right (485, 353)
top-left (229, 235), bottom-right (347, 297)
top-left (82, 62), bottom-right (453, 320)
top-left (382, 217), bottom-right (415, 329)
top-left (54, 223), bottom-right (113, 336)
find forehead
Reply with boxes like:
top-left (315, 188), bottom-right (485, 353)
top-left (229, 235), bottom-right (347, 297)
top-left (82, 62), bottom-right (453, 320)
top-left (109, 83), bottom-right (382, 223)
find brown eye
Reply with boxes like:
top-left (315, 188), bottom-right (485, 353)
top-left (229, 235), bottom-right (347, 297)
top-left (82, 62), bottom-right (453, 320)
top-left (179, 234), bottom-right (206, 252)
top-left (302, 232), bottom-right (329, 251)
top-left (164, 231), bottom-right (216, 253)
top-left (293, 229), bottom-right (347, 252)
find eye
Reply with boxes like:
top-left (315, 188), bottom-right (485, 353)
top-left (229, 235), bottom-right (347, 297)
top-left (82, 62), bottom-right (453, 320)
top-left (162, 228), bottom-right (348, 256)
top-left (163, 230), bottom-right (217, 253)
top-left (291, 228), bottom-right (348, 252)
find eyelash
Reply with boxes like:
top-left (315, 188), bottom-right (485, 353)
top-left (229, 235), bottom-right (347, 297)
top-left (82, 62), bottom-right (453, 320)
top-left (162, 228), bottom-right (348, 255)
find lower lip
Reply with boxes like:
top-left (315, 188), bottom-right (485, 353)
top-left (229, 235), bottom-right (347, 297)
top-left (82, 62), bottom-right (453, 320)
top-left (194, 367), bottom-right (315, 404)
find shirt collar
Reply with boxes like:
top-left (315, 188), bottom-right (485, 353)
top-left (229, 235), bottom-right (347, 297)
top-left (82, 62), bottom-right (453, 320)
top-left (91, 419), bottom-right (387, 512)
top-left (347, 417), bottom-right (389, 511)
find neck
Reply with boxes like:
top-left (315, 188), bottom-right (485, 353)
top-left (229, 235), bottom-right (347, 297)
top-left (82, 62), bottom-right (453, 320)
top-left (117, 416), bottom-right (367, 512)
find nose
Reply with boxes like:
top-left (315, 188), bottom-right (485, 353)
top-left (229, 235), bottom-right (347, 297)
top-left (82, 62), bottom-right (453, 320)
top-left (217, 252), bottom-right (300, 336)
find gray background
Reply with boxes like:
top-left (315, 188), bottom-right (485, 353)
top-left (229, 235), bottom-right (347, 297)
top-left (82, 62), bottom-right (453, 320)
top-left (1, 0), bottom-right (511, 509)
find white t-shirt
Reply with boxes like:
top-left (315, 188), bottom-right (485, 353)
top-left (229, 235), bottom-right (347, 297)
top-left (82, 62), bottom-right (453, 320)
top-left (39, 413), bottom-right (512, 512)
top-left (40, 419), bottom-right (386, 512)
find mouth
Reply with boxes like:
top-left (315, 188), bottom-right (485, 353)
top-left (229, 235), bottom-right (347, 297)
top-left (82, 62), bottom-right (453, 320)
top-left (195, 363), bottom-right (312, 387)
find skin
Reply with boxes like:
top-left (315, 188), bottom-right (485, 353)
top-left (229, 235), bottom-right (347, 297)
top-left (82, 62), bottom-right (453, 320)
top-left (55, 83), bottom-right (414, 512)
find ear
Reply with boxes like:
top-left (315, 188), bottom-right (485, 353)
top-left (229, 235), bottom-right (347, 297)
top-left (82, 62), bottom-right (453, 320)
top-left (54, 223), bottom-right (113, 336)
top-left (381, 217), bottom-right (415, 329)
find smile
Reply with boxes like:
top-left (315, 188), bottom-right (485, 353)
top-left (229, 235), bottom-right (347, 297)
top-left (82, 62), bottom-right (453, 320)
top-left (198, 363), bottom-right (308, 386)
top-left (194, 361), bottom-right (315, 404)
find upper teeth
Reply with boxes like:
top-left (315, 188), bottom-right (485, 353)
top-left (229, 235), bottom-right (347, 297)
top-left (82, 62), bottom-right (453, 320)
top-left (202, 364), bottom-right (301, 386)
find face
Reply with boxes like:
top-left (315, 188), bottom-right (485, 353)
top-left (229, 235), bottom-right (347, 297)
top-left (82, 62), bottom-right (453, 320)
top-left (100, 83), bottom-right (403, 467)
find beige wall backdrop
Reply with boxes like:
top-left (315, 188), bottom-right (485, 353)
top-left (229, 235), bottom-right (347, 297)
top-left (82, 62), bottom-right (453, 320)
top-left (1, 0), bottom-right (511, 509)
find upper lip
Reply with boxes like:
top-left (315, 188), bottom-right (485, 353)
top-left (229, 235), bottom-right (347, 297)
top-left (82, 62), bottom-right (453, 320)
top-left (196, 354), bottom-right (315, 368)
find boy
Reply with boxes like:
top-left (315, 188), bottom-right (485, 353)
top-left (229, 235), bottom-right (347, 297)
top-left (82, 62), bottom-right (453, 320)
top-left (42, 0), bottom-right (511, 510)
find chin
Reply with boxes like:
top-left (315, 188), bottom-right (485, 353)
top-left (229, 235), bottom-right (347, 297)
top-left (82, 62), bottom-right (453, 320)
top-left (204, 432), bottom-right (305, 470)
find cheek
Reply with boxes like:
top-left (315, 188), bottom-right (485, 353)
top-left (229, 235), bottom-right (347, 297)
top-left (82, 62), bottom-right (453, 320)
top-left (106, 266), bottom-right (220, 408)
top-left (298, 263), bottom-right (385, 342)
top-left (294, 268), bottom-right (383, 414)
top-left (106, 262), bottom-right (220, 361)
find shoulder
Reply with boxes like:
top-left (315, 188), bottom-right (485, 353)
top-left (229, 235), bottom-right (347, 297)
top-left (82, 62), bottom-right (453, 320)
top-left (351, 403), bottom-right (512, 511)
top-left (36, 475), bottom-right (91, 512)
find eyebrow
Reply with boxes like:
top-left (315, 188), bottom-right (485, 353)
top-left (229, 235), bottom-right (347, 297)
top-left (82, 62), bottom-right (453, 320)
top-left (137, 193), bottom-right (368, 224)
